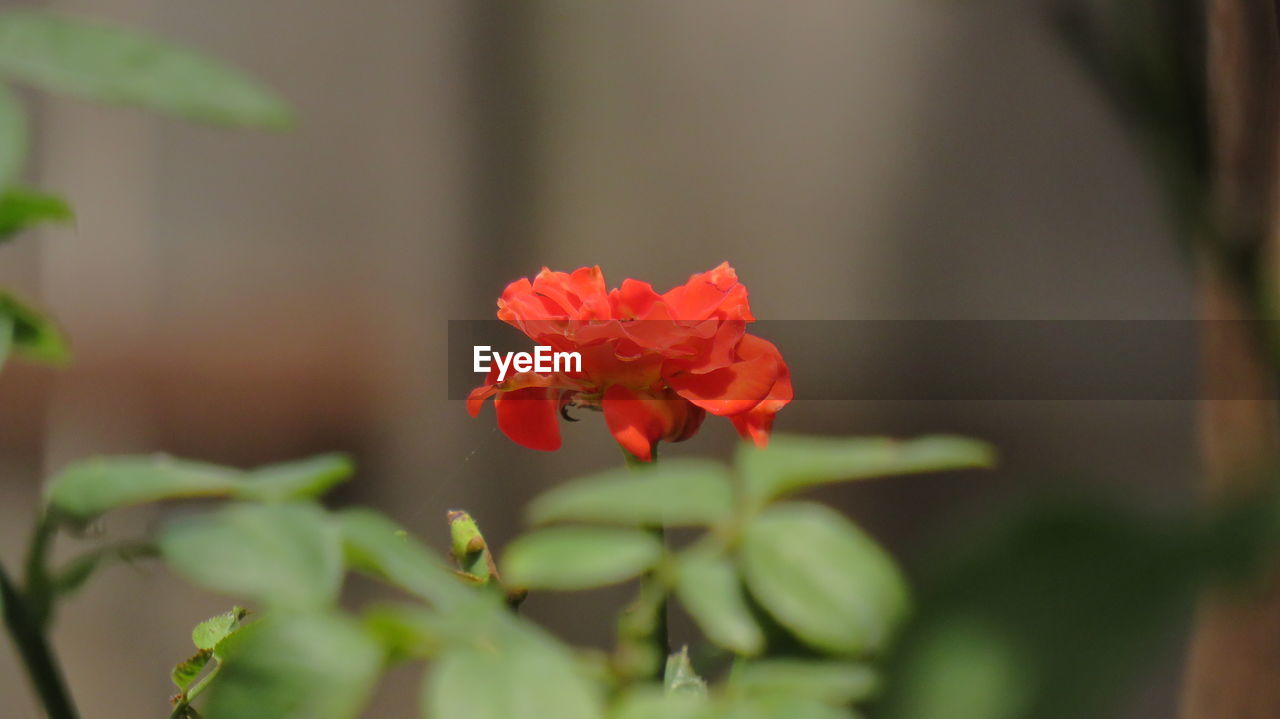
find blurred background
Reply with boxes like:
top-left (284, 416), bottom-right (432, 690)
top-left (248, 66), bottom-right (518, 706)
top-left (0, 0), bottom-right (1198, 716)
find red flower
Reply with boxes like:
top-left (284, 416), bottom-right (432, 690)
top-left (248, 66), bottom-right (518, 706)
top-left (467, 263), bottom-right (792, 461)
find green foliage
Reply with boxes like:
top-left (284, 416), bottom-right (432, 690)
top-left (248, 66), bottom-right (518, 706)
top-left (0, 10), bottom-right (292, 128)
top-left (739, 434), bottom-right (994, 508)
top-left (200, 613), bottom-right (382, 719)
top-left (502, 526), bottom-right (665, 590)
top-left (0, 290), bottom-right (69, 368)
top-left (234, 454), bottom-right (355, 503)
top-left (14, 431), bottom-right (998, 719)
top-left (339, 508), bottom-right (471, 609)
top-left (170, 651), bottom-right (209, 692)
top-left (742, 502), bottom-right (909, 656)
top-left (529, 459), bottom-right (734, 527)
top-left (45, 453), bottom-right (352, 526)
top-left (423, 622), bottom-right (604, 719)
top-left (0, 187), bottom-right (72, 241)
top-left (159, 503), bottom-right (343, 611)
top-left (675, 549), bottom-right (764, 656)
top-left (192, 606), bottom-right (247, 651)
top-left (664, 646), bottom-right (708, 697)
top-left (874, 498), bottom-right (1224, 719)
top-left (728, 660), bottom-right (879, 705)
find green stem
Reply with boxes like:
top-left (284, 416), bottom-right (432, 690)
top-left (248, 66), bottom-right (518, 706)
top-left (23, 514), bottom-right (56, 626)
top-left (169, 661), bottom-right (220, 719)
top-left (0, 561), bottom-right (79, 719)
top-left (620, 448), bottom-right (668, 680)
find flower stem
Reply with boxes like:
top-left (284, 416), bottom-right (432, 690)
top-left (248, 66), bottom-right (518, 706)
top-left (619, 448), bottom-right (669, 680)
top-left (0, 560), bottom-right (79, 719)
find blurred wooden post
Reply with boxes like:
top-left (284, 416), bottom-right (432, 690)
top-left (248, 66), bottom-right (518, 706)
top-left (1180, 1), bottom-right (1280, 717)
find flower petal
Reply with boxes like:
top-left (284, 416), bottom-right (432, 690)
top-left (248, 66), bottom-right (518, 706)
top-left (602, 385), bottom-right (673, 462)
top-left (495, 386), bottom-right (562, 451)
top-left (667, 350), bottom-right (778, 416)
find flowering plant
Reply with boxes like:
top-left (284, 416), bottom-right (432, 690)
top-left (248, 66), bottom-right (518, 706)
top-left (7, 7), bottom-right (1261, 719)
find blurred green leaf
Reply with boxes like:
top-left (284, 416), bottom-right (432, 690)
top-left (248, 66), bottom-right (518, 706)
top-left (674, 549), bottom-right (764, 655)
top-left (46, 453), bottom-right (351, 526)
top-left (160, 503), bottom-right (342, 610)
top-left (47, 455), bottom-right (241, 525)
top-left (201, 613), bottom-right (382, 719)
top-left (0, 187), bottom-right (72, 240)
top-left (716, 694), bottom-right (861, 719)
top-left (529, 459), bottom-right (734, 527)
top-left (740, 435), bottom-right (994, 506)
top-left (192, 606), bottom-right (247, 651)
top-left (502, 527), bottom-right (664, 591)
top-left (609, 688), bottom-right (708, 719)
top-left (423, 625), bottom-right (603, 719)
top-left (741, 502), bottom-right (908, 656)
top-left (0, 82), bottom-right (24, 186)
top-left (339, 509), bottom-right (472, 609)
top-left (729, 659), bottom-right (879, 705)
top-left (362, 603), bottom-right (447, 662)
top-left (0, 10), bottom-right (292, 128)
top-left (171, 650), bottom-right (210, 691)
top-left (878, 500), bottom-right (1204, 719)
top-left (234, 453), bottom-right (353, 503)
top-left (0, 290), bottom-right (69, 365)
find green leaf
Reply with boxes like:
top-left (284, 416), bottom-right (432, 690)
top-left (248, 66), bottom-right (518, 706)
top-left (878, 500), bottom-right (1210, 719)
top-left (159, 503), bottom-right (342, 610)
top-left (529, 460), bottom-right (734, 527)
top-left (192, 607), bottom-right (247, 650)
top-left (0, 187), bottom-right (73, 240)
top-left (171, 649), bottom-right (210, 691)
top-left (201, 613), bottom-right (382, 719)
top-left (0, 10), bottom-right (292, 128)
top-left (423, 627), bottom-right (603, 719)
top-left (234, 454), bottom-right (353, 503)
top-left (0, 290), bottom-right (69, 365)
top-left (0, 82), bottom-right (25, 186)
top-left (46, 455), bottom-right (241, 525)
top-left (740, 435), bottom-right (994, 506)
top-left (502, 527), bottom-right (664, 591)
top-left (674, 549), bottom-right (764, 655)
top-left (362, 603), bottom-right (447, 661)
top-left (608, 688), bottom-right (708, 719)
top-left (717, 694), bottom-right (861, 719)
top-left (339, 509), bottom-right (472, 609)
top-left (45, 453), bottom-right (351, 526)
top-left (730, 659), bottom-right (880, 705)
top-left (664, 646), bottom-right (708, 698)
top-left (741, 502), bottom-right (909, 656)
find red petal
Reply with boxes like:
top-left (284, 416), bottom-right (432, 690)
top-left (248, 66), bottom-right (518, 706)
top-left (602, 385), bottom-right (674, 462)
top-left (495, 386), bottom-right (562, 451)
top-left (731, 410), bottom-right (776, 447)
top-left (467, 384), bottom-right (497, 417)
top-left (728, 334), bottom-right (792, 447)
top-left (610, 278), bottom-right (663, 320)
top-left (667, 350), bottom-right (778, 416)
top-left (662, 262), bottom-right (754, 321)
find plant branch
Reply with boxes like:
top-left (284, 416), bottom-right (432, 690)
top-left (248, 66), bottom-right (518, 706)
top-left (0, 560), bottom-right (79, 719)
top-left (619, 448), bottom-right (668, 680)
top-left (23, 513), bottom-right (56, 627)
